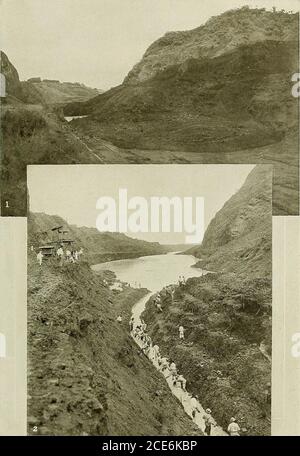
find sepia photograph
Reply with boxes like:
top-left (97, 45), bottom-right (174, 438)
top-left (0, 0), bottom-right (298, 216)
top-left (27, 164), bottom-right (272, 436)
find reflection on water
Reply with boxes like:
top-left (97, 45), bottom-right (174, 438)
top-left (91, 252), bottom-right (204, 292)
top-left (64, 115), bottom-right (88, 122)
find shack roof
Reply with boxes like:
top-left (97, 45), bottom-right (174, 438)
top-left (51, 226), bottom-right (63, 232)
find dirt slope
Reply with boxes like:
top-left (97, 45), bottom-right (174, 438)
top-left (27, 258), bottom-right (200, 436)
top-left (187, 165), bottom-right (272, 277)
top-left (142, 274), bottom-right (271, 436)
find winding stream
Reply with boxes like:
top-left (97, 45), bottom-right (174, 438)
top-left (92, 252), bottom-right (226, 436)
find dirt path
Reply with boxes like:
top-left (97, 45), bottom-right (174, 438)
top-left (131, 293), bottom-right (227, 436)
top-left (68, 131), bottom-right (105, 163)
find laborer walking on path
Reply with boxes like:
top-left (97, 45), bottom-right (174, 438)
top-left (37, 250), bottom-right (43, 266)
top-left (264, 382), bottom-right (271, 405)
top-left (203, 408), bottom-right (214, 436)
top-left (129, 316), bottom-right (134, 332)
top-left (227, 417), bottom-right (241, 436)
top-left (179, 325), bottom-right (185, 340)
top-left (156, 302), bottom-right (163, 312)
top-left (190, 395), bottom-right (200, 420)
top-left (154, 294), bottom-right (163, 312)
top-left (169, 362), bottom-right (177, 381)
top-left (160, 356), bottom-right (169, 374)
top-left (166, 286), bottom-right (173, 301)
top-left (57, 246), bottom-right (64, 266)
top-left (141, 319), bottom-right (147, 331)
top-left (177, 374), bottom-right (186, 391)
top-left (153, 344), bottom-right (160, 362)
top-left (171, 287), bottom-right (175, 302)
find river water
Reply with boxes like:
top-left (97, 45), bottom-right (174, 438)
top-left (92, 252), bottom-right (226, 436)
top-left (92, 252), bottom-right (204, 291)
top-left (64, 115), bottom-right (88, 122)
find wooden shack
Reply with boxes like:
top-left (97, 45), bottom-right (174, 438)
top-left (38, 245), bottom-right (56, 258)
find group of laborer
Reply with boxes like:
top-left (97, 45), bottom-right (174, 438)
top-left (130, 316), bottom-right (241, 435)
top-left (129, 316), bottom-right (220, 434)
top-left (130, 317), bottom-right (189, 392)
top-left (151, 276), bottom-right (188, 313)
top-left (129, 283), bottom-right (242, 436)
top-left (36, 246), bottom-right (83, 266)
top-left (178, 275), bottom-right (186, 287)
top-left (152, 284), bottom-right (176, 312)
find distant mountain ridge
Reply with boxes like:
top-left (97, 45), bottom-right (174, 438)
top-left (0, 51), bottom-right (102, 104)
top-left (28, 212), bottom-right (168, 264)
top-left (25, 78), bottom-right (102, 104)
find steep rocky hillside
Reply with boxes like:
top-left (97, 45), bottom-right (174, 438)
top-left (142, 164), bottom-right (272, 435)
top-left (142, 273), bottom-right (272, 435)
top-left (125, 7), bottom-right (297, 84)
top-left (27, 259), bottom-right (199, 435)
top-left (28, 212), bottom-right (168, 264)
top-left (187, 165), bottom-right (272, 277)
top-left (0, 51), bottom-right (42, 104)
top-left (64, 8), bottom-right (298, 215)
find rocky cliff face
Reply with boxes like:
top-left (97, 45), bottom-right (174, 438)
top-left (1, 51), bottom-right (27, 102)
top-left (124, 7), bottom-right (298, 84)
top-left (187, 165), bottom-right (272, 278)
top-left (28, 212), bottom-right (167, 264)
top-left (142, 164), bottom-right (272, 435)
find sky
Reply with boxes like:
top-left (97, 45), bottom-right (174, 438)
top-left (1, 0), bottom-right (299, 89)
top-left (27, 164), bottom-right (256, 244)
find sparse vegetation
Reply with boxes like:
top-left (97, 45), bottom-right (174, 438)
top-left (2, 109), bottom-right (46, 137)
